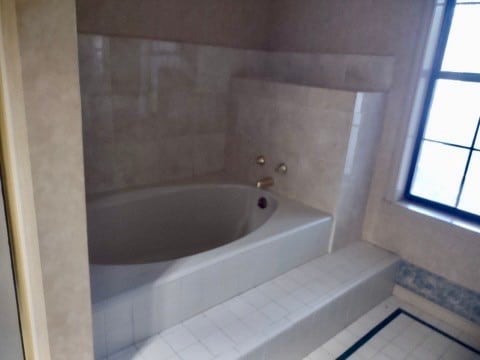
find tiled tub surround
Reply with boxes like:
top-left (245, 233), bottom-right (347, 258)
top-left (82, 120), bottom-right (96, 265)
top-left (225, 78), bottom-right (385, 246)
top-left (90, 184), bottom-right (332, 358)
top-left (396, 261), bottom-right (480, 325)
top-left (78, 34), bottom-right (265, 194)
top-left (78, 33), bottom-right (393, 196)
top-left (264, 52), bottom-right (395, 92)
top-left (102, 242), bottom-right (399, 360)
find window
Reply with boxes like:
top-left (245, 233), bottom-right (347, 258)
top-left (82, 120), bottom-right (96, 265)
top-left (405, 0), bottom-right (480, 222)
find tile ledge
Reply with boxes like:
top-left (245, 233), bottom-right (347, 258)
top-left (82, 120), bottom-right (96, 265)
top-left (393, 200), bottom-right (480, 235)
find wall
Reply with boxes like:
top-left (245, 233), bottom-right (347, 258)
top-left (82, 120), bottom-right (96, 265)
top-left (265, 0), bottom-right (480, 294)
top-left (75, 0), bottom-right (480, 296)
top-left (15, 0), bottom-right (93, 359)
top-left (333, 93), bottom-right (385, 249)
top-left (264, 52), bottom-right (394, 92)
top-left (76, 0), bottom-right (272, 50)
top-left (79, 34), bottom-right (267, 195)
top-left (226, 78), bottom-right (356, 213)
top-left (362, 0), bottom-right (480, 295)
top-left (79, 32), bottom-right (394, 196)
top-left (268, 0), bottom-right (421, 55)
top-left (225, 78), bottom-right (385, 250)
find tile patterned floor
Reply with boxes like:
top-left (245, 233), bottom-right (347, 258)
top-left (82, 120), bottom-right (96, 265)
top-left (304, 297), bottom-right (480, 360)
top-left (103, 243), bottom-right (396, 360)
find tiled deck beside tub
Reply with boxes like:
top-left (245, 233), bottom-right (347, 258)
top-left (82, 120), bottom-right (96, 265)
top-left (101, 242), bottom-right (399, 360)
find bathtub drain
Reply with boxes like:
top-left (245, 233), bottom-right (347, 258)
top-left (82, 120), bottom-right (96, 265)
top-left (258, 197), bottom-right (268, 209)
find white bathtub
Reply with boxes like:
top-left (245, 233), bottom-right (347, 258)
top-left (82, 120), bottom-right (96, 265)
top-left (88, 184), bottom-right (332, 358)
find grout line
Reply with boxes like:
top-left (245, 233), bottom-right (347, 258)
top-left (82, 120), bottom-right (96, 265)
top-left (401, 309), bottom-right (480, 355)
top-left (336, 308), bottom-right (480, 360)
top-left (336, 309), bottom-right (402, 360)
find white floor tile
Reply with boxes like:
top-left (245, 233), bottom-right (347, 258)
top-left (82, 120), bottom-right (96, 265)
top-left (177, 343), bottom-right (213, 360)
top-left (161, 325), bottom-right (197, 352)
top-left (225, 297), bottom-right (256, 319)
top-left (108, 346), bottom-right (142, 360)
top-left (303, 297), bottom-right (480, 360)
top-left (221, 320), bottom-right (254, 346)
top-left (308, 347), bottom-right (335, 360)
top-left (200, 331), bottom-right (235, 356)
top-left (135, 336), bottom-right (176, 360)
top-left (322, 337), bottom-right (345, 357)
top-left (240, 288), bottom-right (271, 309)
top-left (204, 305), bottom-right (238, 329)
top-left (260, 301), bottom-right (288, 322)
top-left (182, 314), bottom-right (217, 340)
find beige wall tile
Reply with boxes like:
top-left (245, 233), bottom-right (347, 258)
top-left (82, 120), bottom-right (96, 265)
top-left (109, 37), bottom-right (150, 94)
top-left (80, 35), bottom-right (264, 195)
top-left (77, 35), bottom-right (111, 95)
top-left (193, 134), bottom-right (226, 175)
top-left (226, 78), bottom-right (361, 214)
top-left (161, 136), bottom-right (195, 180)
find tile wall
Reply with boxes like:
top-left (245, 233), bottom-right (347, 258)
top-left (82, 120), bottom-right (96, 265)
top-left (333, 93), bottom-right (386, 249)
top-left (79, 34), bottom-right (393, 198)
top-left (264, 53), bottom-right (395, 91)
top-left (225, 78), bottom-right (385, 244)
top-left (78, 34), bottom-right (265, 194)
top-left (396, 261), bottom-right (480, 325)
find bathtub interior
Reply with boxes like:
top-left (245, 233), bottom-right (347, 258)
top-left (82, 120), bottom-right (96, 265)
top-left (89, 189), bottom-right (331, 303)
top-left (87, 185), bottom-right (278, 264)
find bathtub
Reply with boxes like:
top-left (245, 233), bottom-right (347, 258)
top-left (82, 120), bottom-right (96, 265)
top-left (88, 184), bottom-right (332, 358)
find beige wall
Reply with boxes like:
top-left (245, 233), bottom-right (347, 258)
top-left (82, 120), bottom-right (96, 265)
top-left (15, 0), bottom-right (93, 359)
top-left (363, 1), bottom-right (480, 293)
top-left (226, 78), bottom-right (385, 253)
top-left (226, 78), bottom-right (356, 213)
top-left (267, 0), bottom-right (480, 293)
top-left (268, 0), bottom-right (422, 55)
top-left (76, 0), bottom-right (272, 50)
top-left (79, 31), bottom-right (395, 196)
top-left (79, 34), bottom-right (267, 195)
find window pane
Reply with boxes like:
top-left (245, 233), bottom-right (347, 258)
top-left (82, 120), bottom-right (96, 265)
top-left (424, 80), bottom-right (480, 147)
top-left (458, 151), bottom-right (480, 215)
top-left (410, 141), bottom-right (468, 206)
top-left (441, 4), bottom-right (480, 73)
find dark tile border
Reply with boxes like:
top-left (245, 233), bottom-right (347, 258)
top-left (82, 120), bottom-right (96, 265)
top-left (396, 261), bottom-right (480, 324)
top-left (336, 308), bottom-right (480, 360)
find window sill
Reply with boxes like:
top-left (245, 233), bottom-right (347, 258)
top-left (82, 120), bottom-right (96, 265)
top-left (394, 200), bottom-right (480, 235)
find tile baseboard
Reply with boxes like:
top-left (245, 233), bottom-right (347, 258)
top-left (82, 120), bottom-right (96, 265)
top-left (393, 285), bottom-right (480, 344)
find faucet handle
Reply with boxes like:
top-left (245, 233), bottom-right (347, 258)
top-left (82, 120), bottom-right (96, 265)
top-left (256, 155), bottom-right (266, 166)
top-left (275, 163), bottom-right (288, 174)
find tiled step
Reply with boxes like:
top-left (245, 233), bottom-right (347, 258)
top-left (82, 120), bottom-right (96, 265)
top-left (103, 242), bottom-right (399, 360)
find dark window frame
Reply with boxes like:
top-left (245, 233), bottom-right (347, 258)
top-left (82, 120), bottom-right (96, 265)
top-left (404, 0), bottom-right (480, 223)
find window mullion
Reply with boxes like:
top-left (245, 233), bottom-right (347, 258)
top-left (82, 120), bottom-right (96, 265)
top-left (438, 71), bottom-right (480, 82)
top-left (454, 117), bottom-right (480, 207)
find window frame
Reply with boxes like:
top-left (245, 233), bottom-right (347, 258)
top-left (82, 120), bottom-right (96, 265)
top-left (404, 0), bottom-right (480, 223)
